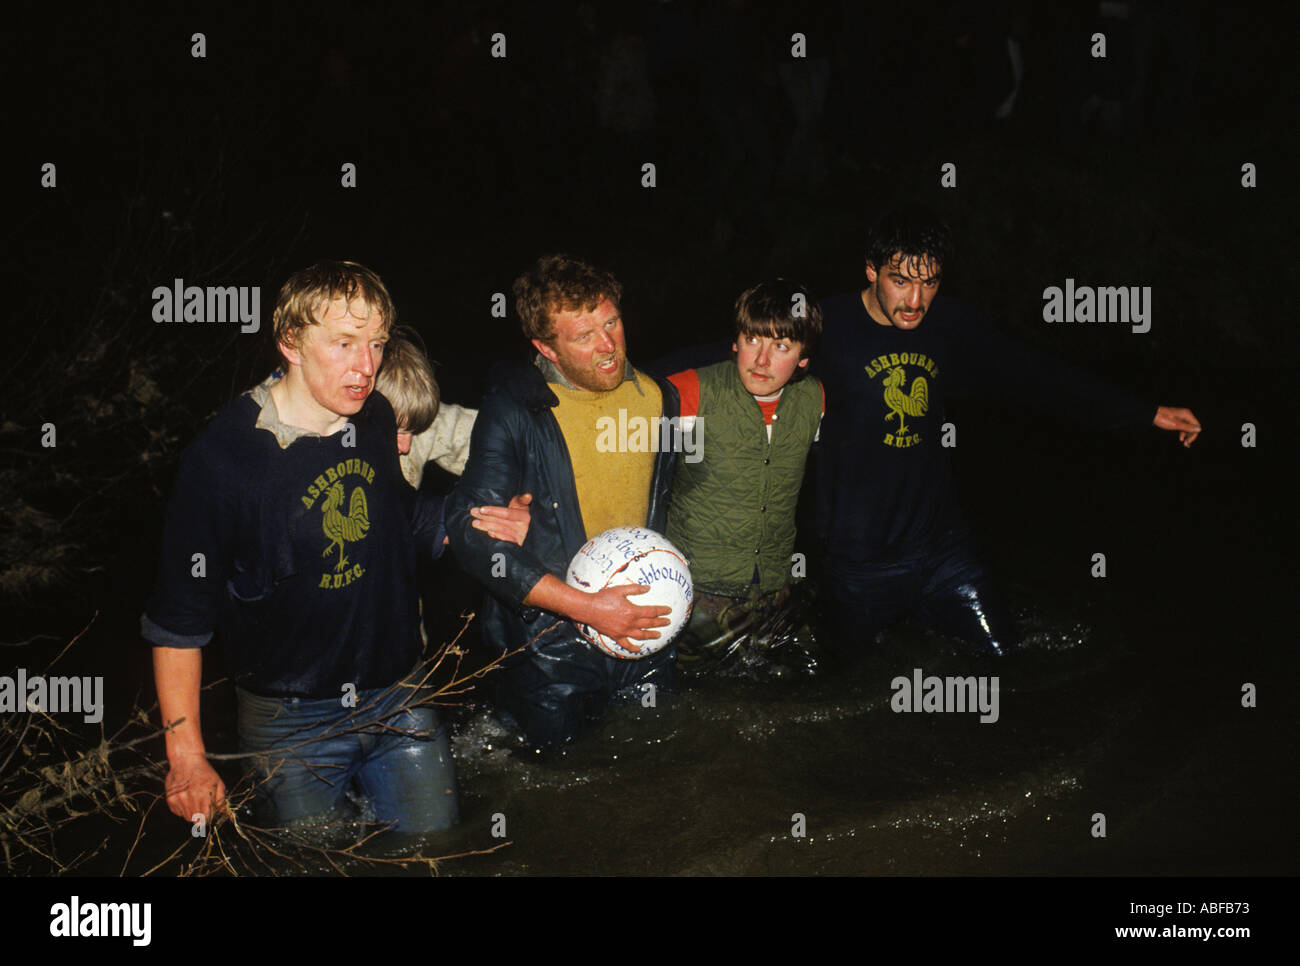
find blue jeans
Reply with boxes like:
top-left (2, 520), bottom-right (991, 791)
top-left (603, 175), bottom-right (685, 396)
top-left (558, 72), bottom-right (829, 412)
top-left (236, 677), bottom-right (459, 834)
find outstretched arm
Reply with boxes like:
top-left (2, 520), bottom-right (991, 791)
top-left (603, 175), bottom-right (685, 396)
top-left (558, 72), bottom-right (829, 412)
top-left (1153, 406), bottom-right (1201, 447)
top-left (950, 307), bottom-right (1198, 444)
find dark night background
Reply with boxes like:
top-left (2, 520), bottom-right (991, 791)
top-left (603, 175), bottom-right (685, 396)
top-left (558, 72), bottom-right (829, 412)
top-left (3, 0), bottom-right (1297, 897)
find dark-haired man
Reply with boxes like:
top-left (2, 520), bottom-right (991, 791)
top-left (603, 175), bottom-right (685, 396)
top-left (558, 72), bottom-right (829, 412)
top-left (817, 206), bottom-right (1200, 658)
top-left (446, 254), bottom-right (680, 748)
top-left (666, 279), bottom-right (824, 670)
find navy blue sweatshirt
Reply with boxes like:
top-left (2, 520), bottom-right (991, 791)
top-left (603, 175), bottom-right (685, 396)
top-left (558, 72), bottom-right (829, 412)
top-left (815, 292), bottom-right (1156, 562)
top-left (142, 383), bottom-right (444, 698)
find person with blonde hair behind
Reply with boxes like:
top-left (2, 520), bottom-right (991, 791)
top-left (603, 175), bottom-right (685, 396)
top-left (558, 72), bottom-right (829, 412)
top-left (375, 325), bottom-right (479, 487)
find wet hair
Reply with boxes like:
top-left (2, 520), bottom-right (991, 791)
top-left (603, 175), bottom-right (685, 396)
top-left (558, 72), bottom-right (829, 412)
top-left (513, 254), bottom-right (624, 343)
top-left (272, 260), bottom-right (395, 359)
top-left (375, 326), bottom-right (439, 435)
top-left (733, 279), bottom-right (822, 360)
top-left (864, 205), bottom-right (954, 279)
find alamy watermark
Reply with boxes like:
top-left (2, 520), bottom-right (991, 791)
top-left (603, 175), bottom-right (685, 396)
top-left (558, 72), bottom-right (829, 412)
top-left (0, 669), bottom-right (103, 723)
top-left (49, 896), bottom-right (150, 946)
top-left (152, 278), bottom-right (260, 333)
top-left (890, 668), bottom-right (999, 723)
top-left (1042, 278), bottom-right (1150, 334)
top-left (594, 410), bottom-right (703, 463)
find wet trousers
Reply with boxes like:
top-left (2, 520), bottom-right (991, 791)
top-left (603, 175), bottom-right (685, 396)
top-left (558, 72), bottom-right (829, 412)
top-left (236, 676), bottom-right (459, 833)
top-left (823, 528), bottom-right (1020, 659)
top-left (494, 629), bottom-right (676, 749)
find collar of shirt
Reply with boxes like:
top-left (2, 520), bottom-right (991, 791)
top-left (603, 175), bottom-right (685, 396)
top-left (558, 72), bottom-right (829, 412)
top-left (247, 371), bottom-right (329, 450)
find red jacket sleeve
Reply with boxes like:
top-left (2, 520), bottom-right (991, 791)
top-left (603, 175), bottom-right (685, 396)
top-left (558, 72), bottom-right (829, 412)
top-left (668, 369), bottom-right (700, 418)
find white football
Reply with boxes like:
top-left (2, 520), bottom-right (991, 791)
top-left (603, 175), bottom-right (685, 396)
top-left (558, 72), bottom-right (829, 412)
top-left (565, 526), bottom-right (693, 660)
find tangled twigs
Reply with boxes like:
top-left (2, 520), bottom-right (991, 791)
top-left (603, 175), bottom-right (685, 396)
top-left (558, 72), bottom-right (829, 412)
top-left (139, 776), bottom-right (513, 878)
top-left (4, 612), bottom-right (530, 876)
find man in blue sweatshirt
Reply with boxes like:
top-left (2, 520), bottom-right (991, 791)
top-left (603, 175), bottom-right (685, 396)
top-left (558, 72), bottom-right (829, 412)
top-left (142, 261), bottom-right (529, 833)
top-left (816, 206), bottom-right (1201, 658)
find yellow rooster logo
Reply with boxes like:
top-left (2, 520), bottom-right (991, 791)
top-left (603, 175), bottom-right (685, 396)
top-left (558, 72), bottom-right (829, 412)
top-left (320, 480), bottom-right (370, 571)
top-left (882, 366), bottom-right (929, 435)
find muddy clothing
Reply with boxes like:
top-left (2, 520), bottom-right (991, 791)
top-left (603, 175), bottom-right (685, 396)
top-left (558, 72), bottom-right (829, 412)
top-left (666, 361), bottom-right (823, 597)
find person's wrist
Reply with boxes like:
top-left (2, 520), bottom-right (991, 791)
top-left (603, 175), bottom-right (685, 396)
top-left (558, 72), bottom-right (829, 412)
top-left (165, 740), bottom-right (207, 763)
top-left (565, 584), bottom-right (594, 625)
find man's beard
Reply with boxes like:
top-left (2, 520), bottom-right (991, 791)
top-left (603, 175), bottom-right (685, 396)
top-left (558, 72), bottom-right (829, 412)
top-left (562, 353), bottom-right (624, 392)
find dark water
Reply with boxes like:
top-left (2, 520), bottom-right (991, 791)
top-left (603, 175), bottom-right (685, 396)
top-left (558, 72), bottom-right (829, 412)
top-left (421, 418), bottom-right (1290, 876)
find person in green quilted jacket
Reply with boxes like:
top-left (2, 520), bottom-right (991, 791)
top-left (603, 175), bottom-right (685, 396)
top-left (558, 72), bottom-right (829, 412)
top-left (666, 279), bottom-right (824, 674)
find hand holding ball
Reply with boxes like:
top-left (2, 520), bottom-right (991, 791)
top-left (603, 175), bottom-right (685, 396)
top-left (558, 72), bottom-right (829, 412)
top-left (565, 526), bottom-right (694, 659)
